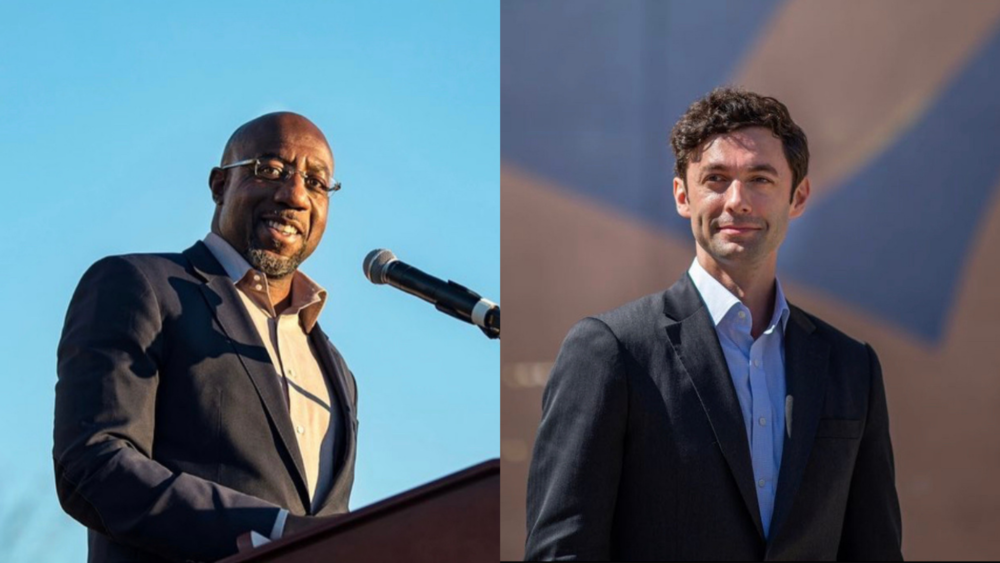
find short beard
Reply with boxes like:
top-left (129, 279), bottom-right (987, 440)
top-left (244, 233), bottom-right (307, 279)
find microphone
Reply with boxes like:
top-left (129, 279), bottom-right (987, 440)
top-left (363, 249), bottom-right (500, 339)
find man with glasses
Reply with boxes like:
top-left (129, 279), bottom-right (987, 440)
top-left (55, 112), bottom-right (357, 562)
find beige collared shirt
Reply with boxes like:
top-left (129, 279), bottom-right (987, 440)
top-left (203, 232), bottom-right (341, 513)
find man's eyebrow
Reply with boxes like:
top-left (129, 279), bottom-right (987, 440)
top-left (258, 152), bottom-right (330, 176)
top-left (305, 160), bottom-right (330, 177)
top-left (257, 151), bottom-right (287, 163)
top-left (700, 163), bottom-right (731, 174)
top-left (699, 162), bottom-right (779, 175)
top-left (746, 163), bottom-right (779, 176)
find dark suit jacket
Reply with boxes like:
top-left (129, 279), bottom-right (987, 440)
top-left (525, 274), bottom-right (902, 561)
top-left (54, 241), bottom-right (359, 563)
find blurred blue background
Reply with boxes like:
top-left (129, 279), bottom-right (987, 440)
top-left (0, 2), bottom-right (498, 560)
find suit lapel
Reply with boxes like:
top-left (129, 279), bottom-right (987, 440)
top-left (181, 242), bottom-right (311, 506)
top-left (767, 306), bottom-right (830, 546)
top-left (662, 274), bottom-right (765, 539)
top-left (309, 323), bottom-right (357, 514)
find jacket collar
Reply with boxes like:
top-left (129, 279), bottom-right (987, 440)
top-left (309, 323), bottom-right (357, 515)
top-left (660, 273), bottom-right (830, 544)
top-left (182, 241), bottom-right (313, 508)
top-left (661, 273), bottom-right (764, 538)
top-left (767, 306), bottom-right (830, 549)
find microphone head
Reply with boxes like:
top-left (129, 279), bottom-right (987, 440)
top-left (363, 249), bottom-right (398, 284)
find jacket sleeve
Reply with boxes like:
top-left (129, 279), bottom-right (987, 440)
top-left (54, 256), bottom-right (281, 562)
top-left (837, 344), bottom-right (903, 560)
top-left (524, 317), bottom-right (628, 561)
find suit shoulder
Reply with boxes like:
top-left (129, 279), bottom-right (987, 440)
top-left (112, 251), bottom-right (188, 273)
top-left (584, 290), bottom-right (667, 344)
top-left (793, 305), bottom-right (875, 357)
top-left (72, 252), bottom-right (198, 315)
top-left (84, 251), bottom-right (191, 282)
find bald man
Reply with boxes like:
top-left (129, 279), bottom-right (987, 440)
top-left (54, 113), bottom-right (358, 562)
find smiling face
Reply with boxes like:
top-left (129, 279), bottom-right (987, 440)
top-left (209, 113), bottom-right (333, 279)
top-left (673, 126), bottom-right (810, 272)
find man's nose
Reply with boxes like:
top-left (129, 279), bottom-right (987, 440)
top-left (724, 180), bottom-right (752, 215)
top-left (274, 171), bottom-right (310, 209)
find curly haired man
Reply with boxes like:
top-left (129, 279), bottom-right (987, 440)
top-left (525, 88), bottom-right (902, 561)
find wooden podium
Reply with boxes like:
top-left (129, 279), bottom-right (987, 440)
top-left (222, 459), bottom-right (499, 563)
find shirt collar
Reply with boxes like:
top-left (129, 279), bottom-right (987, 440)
top-left (687, 257), bottom-right (790, 333)
top-left (202, 232), bottom-right (328, 332)
top-left (203, 232), bottom-right (255, 282)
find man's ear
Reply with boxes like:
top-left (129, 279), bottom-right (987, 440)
top-left (673, 177), bottom-right (691, 219)
top-left (789, 177), bottom-right (811, 219)
top-left (209, 167), bottom-right (226, 205)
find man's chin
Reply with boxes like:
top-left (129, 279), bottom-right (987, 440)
top-left (245, 246), bottom-right (306, 279)
top-left (259, 246), bottom-right (300, 260)
top-left (707, 241), bottom-right (768, 263)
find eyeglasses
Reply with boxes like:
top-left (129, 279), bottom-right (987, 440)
top-left (220, 157), bottom-right (341, 195)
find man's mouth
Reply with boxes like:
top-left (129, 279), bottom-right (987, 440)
top-left (718, 225), bottom-right (759, 233)
top-left (257, 216), bottom-right (304, 246)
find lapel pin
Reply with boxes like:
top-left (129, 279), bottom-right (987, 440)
top-left (785, 395), bottom-right (794, 439)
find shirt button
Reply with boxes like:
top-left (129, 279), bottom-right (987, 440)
top-left (253, 274), bottom-right (261, 281)
top-left (753, 359), bottom-right (761, 367)
top-left (287, 369), bottom-right (295, 379)
top-left (255, 284), bottom-right (263, 291)
top-left (737, 311), bottom-right (746, 320)
top-left (296, 425), bottom-right (304, 435)
top-left (759, 417), bottom-right (767, 426)
top-left (758, 479), bottom-right (766, 488)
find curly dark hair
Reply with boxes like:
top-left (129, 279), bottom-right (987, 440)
top-left (670, 87), bottom-right (809, 197)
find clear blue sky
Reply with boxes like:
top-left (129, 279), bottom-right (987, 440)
top-left (0, 2), bottom-right (498, 559)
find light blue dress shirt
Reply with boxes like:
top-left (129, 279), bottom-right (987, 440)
top-left (687, 258), bottom-right (790, 539)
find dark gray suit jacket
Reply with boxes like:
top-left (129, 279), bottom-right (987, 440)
top-left (54, 241), bottom-right (358, 563)
top-left (525, 274), bottom-right (902, 561)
